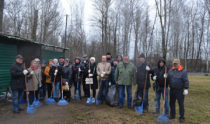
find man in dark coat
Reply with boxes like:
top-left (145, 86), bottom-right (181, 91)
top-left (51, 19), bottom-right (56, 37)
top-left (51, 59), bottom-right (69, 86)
top-left (10, 55), bottom-right (27, 113)
top-left (136, 53), bottom-right (153, 112)
top-left (81, 54), bottom-right (89, 97)
top-left (151, 58), bottom-right (169, 114)
top-left (168, 59), bottom-right (189, 123)
top-left (111, 59), bottom-right (118, 85)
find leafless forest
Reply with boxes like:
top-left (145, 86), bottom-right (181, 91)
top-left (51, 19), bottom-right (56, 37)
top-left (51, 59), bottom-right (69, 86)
top-left (0, 0), bottom-right (209, 72)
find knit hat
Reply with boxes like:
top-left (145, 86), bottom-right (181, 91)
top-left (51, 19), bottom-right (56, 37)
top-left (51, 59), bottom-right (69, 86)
top-left (138, 53), bottom-right (145, 58)
top-left (90, 57), bottom-right (96, 62)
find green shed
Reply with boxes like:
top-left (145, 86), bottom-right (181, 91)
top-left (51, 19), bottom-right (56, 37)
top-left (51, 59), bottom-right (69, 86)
top-left (0, 33), bottom-right (69, 96)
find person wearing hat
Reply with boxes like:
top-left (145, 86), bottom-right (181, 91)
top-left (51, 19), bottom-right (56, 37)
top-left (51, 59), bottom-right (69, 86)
top-left (136, 53), bottom-right (153, 112)
top-left (59, 56), bottom-right (65, 67)
top-left (85, 57), bottom-right (98, 100)
top-left (40, 60), bottom-right (47, 100)
top-left (167, 59), bottom-right (189, 123)
top-left (106, 52), bottom-right (113, 65)
top-left (72, 57), bottom-right (84, 100)
top-left (81, 54), bottom-right (90, 97)
top-left (10, 55), bottom-right (27, 113)
top-left (151, 58), bottom-right (169, 114)
top-left (62, 58), bottom-right (72, 101)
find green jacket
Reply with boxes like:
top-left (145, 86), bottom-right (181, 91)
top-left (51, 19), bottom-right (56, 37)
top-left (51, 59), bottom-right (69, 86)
top-left (115, 62), bottom-right (136, 85)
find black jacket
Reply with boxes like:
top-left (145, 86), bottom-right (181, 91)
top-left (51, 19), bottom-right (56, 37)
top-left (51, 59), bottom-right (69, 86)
top-left (81, 60), bottom-right (89, 79)
top-left (10, 63), bottom-right (25, 90)
top-left (136, 62), bottom-right (152, 89)
top-left (62, 65), bottom-right (72, 83)
top-left (72, 63), bottom-right (84, 82)
top-left (152, 58), bottom-right (169, 88)
top-left (49, 65), bottom-right (63, 82)
top-left (86, 63), bottom-right (98, 89)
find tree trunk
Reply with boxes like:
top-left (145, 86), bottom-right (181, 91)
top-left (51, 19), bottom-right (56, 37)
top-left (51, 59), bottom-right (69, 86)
top-left (0, 0), bottom-right (4, 32)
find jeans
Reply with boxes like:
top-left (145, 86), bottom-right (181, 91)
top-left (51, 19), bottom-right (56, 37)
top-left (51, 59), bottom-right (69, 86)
top-left (53, 82), bottom-right (60, 98)
top-left (74, 81), bottom-right (81, 98)
top-left (138, 89), bottom-right (149, 110)
top-left (12, 89), bottom-right (24, 112)
top-left (39, 83), bottom-right (46, 100)
top-left (118, 85), bottom-right (132, 107)
top-left (155, 88), bottom-right (169, 114)
top-left (99, 80), bottom-right (109, 103)
top-left (170, 88), bottom-right (185, 119)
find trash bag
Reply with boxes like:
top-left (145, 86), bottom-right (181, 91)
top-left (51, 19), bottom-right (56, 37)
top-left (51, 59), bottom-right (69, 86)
top-left (105, 85), bottom-right (118, 107)
top-left (133, 89), bottom-right (142, 106)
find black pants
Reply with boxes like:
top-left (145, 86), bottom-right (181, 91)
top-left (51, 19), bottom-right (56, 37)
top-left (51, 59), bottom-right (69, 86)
top-left (29, 91), bottom-right (38, 105)
top-left (86, 84), bottom-right (96, 98)
top-left (46, 83), bottom-right (52, 98)
top-left (63, 90), bottom-right (71, 101)
top-left (170, 89), bottom-right (185, 119)
top-left (83, 79), bottom-right (89, 97)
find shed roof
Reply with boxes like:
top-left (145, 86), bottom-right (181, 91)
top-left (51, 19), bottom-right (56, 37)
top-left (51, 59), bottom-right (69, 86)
top-left (0, 33), bottom-right (69, 50)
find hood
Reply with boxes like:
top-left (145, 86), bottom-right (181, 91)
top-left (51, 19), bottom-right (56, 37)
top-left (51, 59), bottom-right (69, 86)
top-left (157, 58), bottom-right (166, 68)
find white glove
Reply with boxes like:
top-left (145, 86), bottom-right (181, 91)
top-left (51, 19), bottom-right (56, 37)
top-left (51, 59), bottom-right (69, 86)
top-left (164, 74), bottom-right (167, 78)
top-left (78, 68), bottom-right (81, 72)
top-left (183, 89), bottom-right (188, 95)
top-left (30, 71), bottom-right (34, 75)
top-left (88, 70), bottom-right (91, 73)
top-left (101, 73), bottom-right (104, 77)
top-left (23, 70), bottom-right (28, 75)
top-left (39, 83), bottom-right (42, 88)
top-left (55, 69), bottom-right (58, 73)
top-left (102, 71), bottom-right (106, 74)
top-left (153, 76), bottom-right (157, 81)
top-left (89, 74), bottom-right (93, 77)
top-left (146, 66), bottom-right (150, 71)
top-left (54, 72), bottom-right (57, 76)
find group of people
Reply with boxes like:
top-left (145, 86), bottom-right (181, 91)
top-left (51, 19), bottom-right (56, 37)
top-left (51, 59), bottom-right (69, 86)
top-left (10, 52), bottom-right (189, 123)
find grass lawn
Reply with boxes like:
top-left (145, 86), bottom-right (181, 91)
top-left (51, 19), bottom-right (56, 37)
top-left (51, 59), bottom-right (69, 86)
top-left (52, 75), bottom-right (210, 124)
top-left (0, 76), bottom-right (209, 124)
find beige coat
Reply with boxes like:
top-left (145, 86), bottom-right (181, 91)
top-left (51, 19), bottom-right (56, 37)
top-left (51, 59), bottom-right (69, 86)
top-left (27, 68), bottom-right (42, 91)
top-left (97, 62), bottom-right (111, 80)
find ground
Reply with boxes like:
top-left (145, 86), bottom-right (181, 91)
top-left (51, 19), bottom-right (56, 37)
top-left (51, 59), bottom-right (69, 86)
top-left (0, 75), bottom-right (210, 124)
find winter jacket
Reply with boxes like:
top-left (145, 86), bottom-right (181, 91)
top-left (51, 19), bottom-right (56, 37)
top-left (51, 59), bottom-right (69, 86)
top-left (136, 62), bottom-right (152, 89)
top-left (168, 65), bottom-right (189, 89)
top-left (86, 63), bottom-right (98, 89)
top-left (111, 65), bottom-right (117, 84)
top-left (49, 65), bottom-right (63, 82)
top-left (115, 62), bottom-right (136, 86)
top-left (41, 66), bottom-right (46, 85)
top-left (97, 62), bottom-right (111, 80)
top-left (44, 66), bottom-right (51, 83)
top-left (27, 68), bottom-right (42, 91)
top-left (10, 63), bottom-right (25, 90)
top-left (62, 65), bottom-right (72, 85)
top-left (152, 58), bottom-right (169, 88)
top-left (72, 63), bottom-right (84, 82)
top-left (81, 60), bottom-right (89, 79)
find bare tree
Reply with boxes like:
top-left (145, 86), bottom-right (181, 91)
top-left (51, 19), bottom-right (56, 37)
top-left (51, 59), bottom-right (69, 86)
top-left (0, 0), bottom-right (4, 32)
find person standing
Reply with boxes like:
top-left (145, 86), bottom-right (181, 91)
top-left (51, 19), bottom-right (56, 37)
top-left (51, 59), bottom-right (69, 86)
top-left (72, 57), bottom-right (84, 100)
top-left (116, 55), bottom-right (123, 63)
top-left (168, 59), bottom-right (189, 123)
top-left (152, 58), bottom-right (169, 114)
top-left (49, 59), bottom-right (63, 102)
top-left (97, 56), bottom-right (111, 104)
top-left (40, 60), bottom-right (46, 100)
top-left (115, 56), bottom-right (136, 108)
top-left (27, 60), bottom-right (42, 104)
top-left (136, 53), bottom-right (153, 112)
top-left (59, 56), bottom-right (65, 67)
top-left (86, 57), bottom-right (98, 100)
top-left (81, 54), bottom-right (89, 97)
top-left (10, 55), bottom-right (26, 113)
top-left (62, 58), bottom-right (72, 101)
top-left (44, 59), bottom-right (53, 98)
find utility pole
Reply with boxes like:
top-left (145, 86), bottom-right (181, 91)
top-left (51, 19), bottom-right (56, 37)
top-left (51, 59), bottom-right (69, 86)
top-left (64, 14), bottom-right (68, 53)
